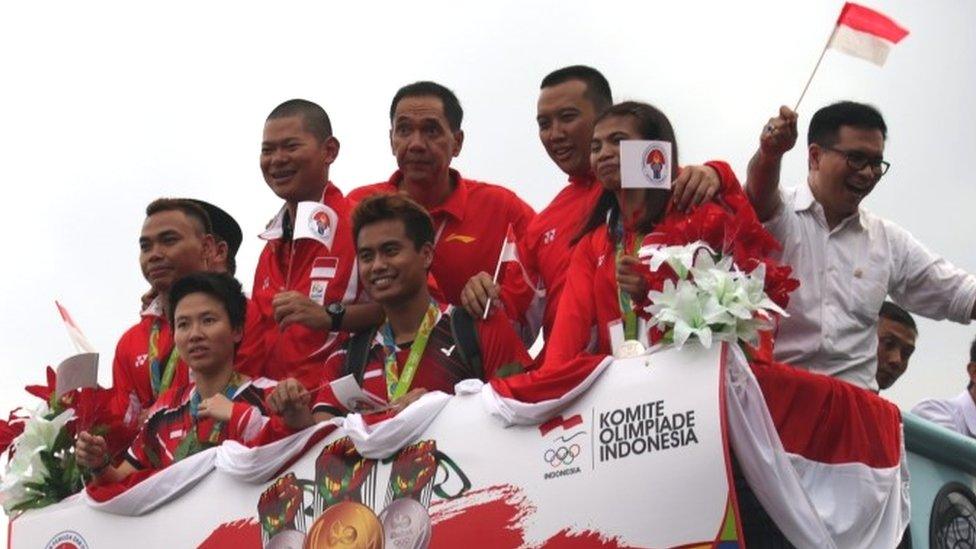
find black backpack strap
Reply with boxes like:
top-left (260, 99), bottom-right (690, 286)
top-left (342, 328), bottom-right (378, 385)
top-left (449, 307), bottom-right (483, 379)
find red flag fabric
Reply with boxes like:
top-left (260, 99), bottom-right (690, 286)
top-left (837, 3), bottom-right (909, 43)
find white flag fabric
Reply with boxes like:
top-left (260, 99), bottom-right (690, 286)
top-left (293, 201), bottom-right (339, 249)
top-left (620, 140), bottom-right (673, 189)
top-left (55, 352), bottom-right (99, 397)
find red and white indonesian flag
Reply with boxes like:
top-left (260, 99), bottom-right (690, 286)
top-left (293, 201), bottom-right (339, 249)
top-left (55, 301), bottom-right (96, 354)
top-left (494, 224), bottom-right (541, 295)
top-left (829, 2), bottom-right (909, 66)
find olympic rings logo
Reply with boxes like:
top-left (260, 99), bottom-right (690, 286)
top-left (544, 444), bottom-right (581, 467)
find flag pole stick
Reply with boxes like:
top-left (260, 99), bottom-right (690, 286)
top-left (483, 245), bottom-right (506, 320)
top-left (795, 27), bottom-right (837, 112)
top-left (285, 242), bottom-right (296, 290)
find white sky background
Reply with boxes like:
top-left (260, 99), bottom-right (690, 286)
top-left (0, 0), bottom-right (973, 499)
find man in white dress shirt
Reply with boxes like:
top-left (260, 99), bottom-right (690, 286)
top-left (912, 338), bottom-right (976, 438)
top-left (745, 101), bottom-right (976, 391)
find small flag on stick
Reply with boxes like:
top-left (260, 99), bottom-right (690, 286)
top-left (484, 224), bottom-right (542, 319)
top-left (795, 3), bottom-right (909, 110)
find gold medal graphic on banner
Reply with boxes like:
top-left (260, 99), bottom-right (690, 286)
top-left (304, 502), bottom-right (383, 549)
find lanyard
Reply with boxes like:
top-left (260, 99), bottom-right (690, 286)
top-left (613, 223), bottom-right (643, 341)
top-left (382, 302), bottom-right (441, 401)
top-left (148, 318), bottom-right (181, 398)
top-left (188, 372), bottom-right (245, 443)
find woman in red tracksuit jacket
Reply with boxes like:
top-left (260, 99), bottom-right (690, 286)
top-left (543, 101), bottom-right (754, 368)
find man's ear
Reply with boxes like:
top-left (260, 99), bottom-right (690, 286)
top-left (421, 242), bottom-right (434, 270)
top-left (967, 361), bottom-right (976, 384)
top-left (213, 241), bottom-right (229, 272)
top-left (808, 144), bottom-right (821, 172)
top-left (200, 235), bottom-right (217, 269)
top-left (323, 136), bottom-right (340, 164)
top-left (389, 128), bottom-right (395, 156)
top-left (452, 130), bottom-right (464, 158)
top-left (232, 325), bottom-right (244, 345)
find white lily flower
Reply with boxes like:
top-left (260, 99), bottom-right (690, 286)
top-left (645, 241), bottom-right (714, 280)
top-left (644, 242), bottom-right (790, 351)
top-left (0, 406), bottom-right (74, 514)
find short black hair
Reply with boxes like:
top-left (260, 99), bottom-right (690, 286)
top-left (808, 101), bottom-right (887, 148)
top-left (146, 198), bottom-right (212, 236)
top-left (188, 199), bottom-right (242, 276)
top-left (267, 99), bottom-right (333, 142)
top-left (879, 301), bottom-right (917, 333)
top-left (352, 193), bottom-right (435, 251)
top-left (168, 272), bottom-right (247, 331)
top-left (389, 81), bottom-right (463, 132)
top-left (540, 65), bottom-right (613, 112)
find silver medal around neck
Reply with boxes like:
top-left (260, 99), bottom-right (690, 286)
top-left (379, 498), bottom-right (432, 549)
top-left (616, 339), bottom-right (647, 359)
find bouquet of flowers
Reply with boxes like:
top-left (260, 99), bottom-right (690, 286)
top-left (639, 202), bottom-right (799, 350)
top-left (0, 367), bottom-right (125, 514)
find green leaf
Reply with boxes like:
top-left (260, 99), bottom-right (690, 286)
top-left (11, 495), bottom-right (57, 512)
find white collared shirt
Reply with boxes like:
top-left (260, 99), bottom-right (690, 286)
top-left (911, 391), bottom-right (976, 438)
top-left (765, 184), bottom-right (976, 390)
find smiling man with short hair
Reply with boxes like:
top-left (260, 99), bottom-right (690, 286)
top-left (746, 102), bottom-right (976, 390)
top-left (268, 194), bottom-right (532, 429)
top-left (252, 99), bottom-right (381, 388)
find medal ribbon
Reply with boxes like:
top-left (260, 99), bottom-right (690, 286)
top-left (383, 302), bottom-right (441, 401)
top-left (189, 372), bottom-right (246, 443)
top-left (148, 318), bottom-right (181, 398)
top-left (614, 223), bottom-right (644, 341)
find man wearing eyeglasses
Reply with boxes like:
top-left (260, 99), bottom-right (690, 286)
top-left (745, 101), bottom-right (976, 391)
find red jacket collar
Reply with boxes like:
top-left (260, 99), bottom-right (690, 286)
top-left (387, 169), bottom-right (468, 222)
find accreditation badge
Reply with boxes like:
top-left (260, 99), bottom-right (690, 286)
top-left (309, 280), bottom-right (328, 306)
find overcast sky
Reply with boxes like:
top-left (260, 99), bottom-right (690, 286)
top-left (1, 0), bottom-right (973, 474)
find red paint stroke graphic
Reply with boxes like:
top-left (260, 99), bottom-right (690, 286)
top-left (429, 484), bottom-right (637, 548)
top-left (197, 518), bottom-right (262, 548)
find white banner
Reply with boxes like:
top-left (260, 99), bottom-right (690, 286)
top-left (9, 346), bottom-right (736, 548)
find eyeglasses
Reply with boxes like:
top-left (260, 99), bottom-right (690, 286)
top-left (822, 146), bottom-right (891, 176)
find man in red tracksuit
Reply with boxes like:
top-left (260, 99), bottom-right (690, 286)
top-left (347, 81), bottom-right (535, 307)
top-left (252, 99), bottom-right (381, 389)
top-left (112, 199), bottom-right (216, 423)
